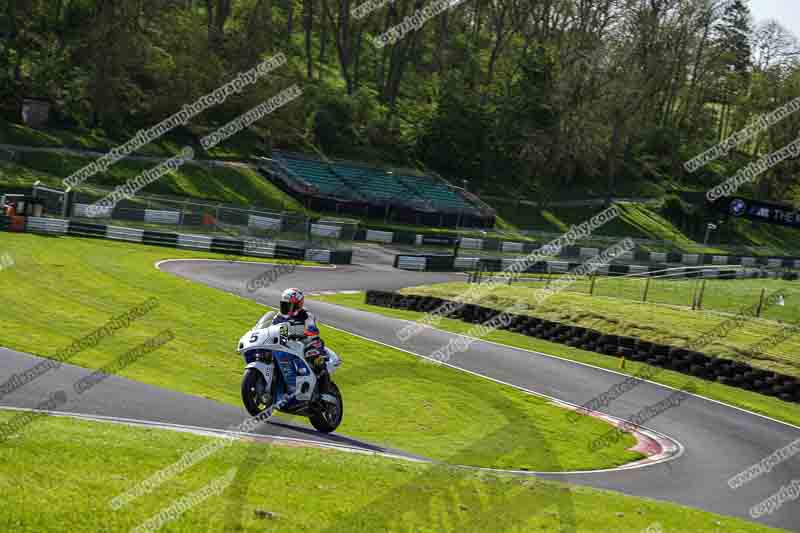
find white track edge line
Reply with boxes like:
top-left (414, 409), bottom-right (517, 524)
top-left (0, 405), bottom-right (421, 462)
top-left (151, 263), bottom-right (684, 473)
top-left (329, 300), bottom-right (800, 434)
top-left (319, 321), bottom-right (686, 475)
top-left (155, 258), bottom-right (337, 269)
top-left (0, 403), bottom-right (674, 476)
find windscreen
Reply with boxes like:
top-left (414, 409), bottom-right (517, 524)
top-left (255, 311), bottom-right (276, 330)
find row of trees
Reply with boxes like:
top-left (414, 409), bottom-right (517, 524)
top-left (1, 0), bottom-right (799, 202)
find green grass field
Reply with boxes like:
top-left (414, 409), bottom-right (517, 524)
top-left (392, 279), bottom-right (800, 377)
top-left (311, 291), bottom-right (800, 429)
top-left (539, 275), bottom-right (800, 324)
top-left (0, 412), bottom-right (783, 533)
top-left (0, 231), bottom-right (640, 471)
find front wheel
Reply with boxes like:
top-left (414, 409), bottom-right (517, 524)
top-left (309, 381), bottom-right (343, 433)
top-left (241, 368), bottom-right (272, 417)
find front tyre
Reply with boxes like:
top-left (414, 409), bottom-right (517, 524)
top-left (241, 368), bottom-right (272, 417)
top-left (310, 381), bottom-right (343, 433)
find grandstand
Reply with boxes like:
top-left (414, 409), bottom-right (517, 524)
top-left (259, 151), bottom-right (495, 228)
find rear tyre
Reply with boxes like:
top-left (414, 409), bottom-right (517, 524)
top-left (241, 368), bottom-right (272, 417)
top-left (310, 381), bottom-right (343, 433)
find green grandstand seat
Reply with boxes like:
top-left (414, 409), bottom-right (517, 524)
top-left (273, 151), bottom-right (475, 209)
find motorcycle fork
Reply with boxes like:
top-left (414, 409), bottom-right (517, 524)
top-left (311, 372), bottom-right (330, 404)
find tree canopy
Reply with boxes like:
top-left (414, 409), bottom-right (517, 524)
top-left (2, 0), bottom-right (799, 202)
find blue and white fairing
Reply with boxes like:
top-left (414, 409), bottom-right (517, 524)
top-left (237, 311), bottom-right (341, 408)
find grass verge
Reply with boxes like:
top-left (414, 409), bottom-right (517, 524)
top-left (0, 412), bottom-right (785, 533)
top-left (0, 232), bottom-right (638, 470)
top-left (391, 280), bottom-right (800, 378)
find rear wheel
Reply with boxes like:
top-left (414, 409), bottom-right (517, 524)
top-left (241, 368), bottom-right (272, 417)
top-left (309, 381), bottom-right (343, 433)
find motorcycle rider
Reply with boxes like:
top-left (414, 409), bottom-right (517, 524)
top-left (272, 288), bottom-right (327, 373)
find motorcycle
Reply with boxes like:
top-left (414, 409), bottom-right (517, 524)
top-left (237, 311), bottom-right (344, 433)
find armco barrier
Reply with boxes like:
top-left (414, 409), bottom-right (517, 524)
top-left (395, 253), bottom-right (798, 280)
top-left (304, 249), bottom-right (352, 264)
top-left (26, 216), bottom-right (68, 235)
top-left (365, 229), bottom-right (394, 243)
top-left (365, 290), bottom-right (800, 404)
top-left (305, 249), bottom-right (331, 263)
top-left (394, 255), bottom-right (427, 271)
top-left (393, 254), bottom-right (455, 271)
top-left (177, 233), bottom-right (212, 251)
top-left (0, 216), bottom-right (350, 264)
top-left (356, 228), bottom-right (800, 269)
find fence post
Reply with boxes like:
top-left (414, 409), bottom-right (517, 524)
top-left (697, 279), bottom-right (707, 310)
top-left (642, 277), bottom-right (651, 303)
top-left (589, 273), bottom-right (596, 296)
top-left (756, 288), bottom-right (766, 318)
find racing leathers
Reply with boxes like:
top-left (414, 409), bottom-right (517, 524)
top-left (271, 309), bottom-right (326, 373)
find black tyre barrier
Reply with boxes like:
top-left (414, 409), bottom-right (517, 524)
top-left (142, 230), bottom-right (179, 248)
top-left (330, 250), bottom-right (354, 264)
top-left (68, 221), bottom-right (108, 238)
top-left (364, 290), bottom-right (800, 404)
top-left (211, 237), bottom-right (245, 256)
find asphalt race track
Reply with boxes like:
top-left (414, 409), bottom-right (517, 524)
top-left (159, 251), bottom-right (800, 532)
top-left (3, 245), bottom-right (800, 531)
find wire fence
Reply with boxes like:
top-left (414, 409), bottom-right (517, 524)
top-left (467, 270), bottom-right (800, 324)
top-left (17, 184), bottom-right (358, 250)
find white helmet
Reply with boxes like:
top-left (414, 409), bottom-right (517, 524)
top-left (280, 288), bottom-right (305, 316)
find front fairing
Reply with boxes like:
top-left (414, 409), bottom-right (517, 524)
top-left (238, 321), bottom-right (304, 355)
